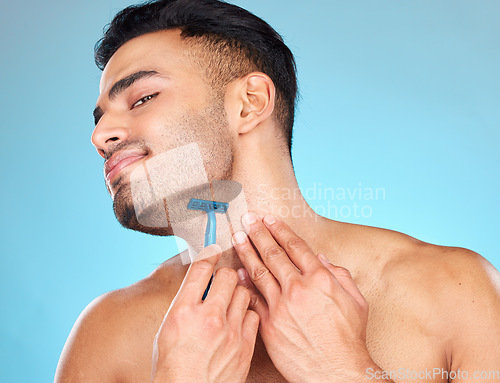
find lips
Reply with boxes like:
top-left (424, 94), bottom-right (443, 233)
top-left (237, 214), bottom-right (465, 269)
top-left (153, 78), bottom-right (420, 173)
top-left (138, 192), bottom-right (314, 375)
top-left (104, 150), bottom-right (147, 182)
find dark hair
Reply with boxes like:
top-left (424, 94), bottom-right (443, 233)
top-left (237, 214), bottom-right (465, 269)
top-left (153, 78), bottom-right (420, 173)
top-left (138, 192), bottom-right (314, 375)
top-left (95, 0), bottom-right (297, 153)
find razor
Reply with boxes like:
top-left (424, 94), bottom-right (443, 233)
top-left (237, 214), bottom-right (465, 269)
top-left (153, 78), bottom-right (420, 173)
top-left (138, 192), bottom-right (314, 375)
top-left (187, 198), bottom-right (229, 299)
top-left (187, 198), bottom-right (229, 246)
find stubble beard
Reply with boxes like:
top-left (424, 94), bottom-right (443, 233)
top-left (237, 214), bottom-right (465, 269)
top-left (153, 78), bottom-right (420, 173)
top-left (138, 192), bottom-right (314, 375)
top-left (110, 102), bottom-right (234, 237)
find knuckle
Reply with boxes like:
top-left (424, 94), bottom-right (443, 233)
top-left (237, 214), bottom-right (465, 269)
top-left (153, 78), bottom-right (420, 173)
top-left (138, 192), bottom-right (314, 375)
top-left (313, 269), bottom-right (337, 288)
top-left (286, 237), bottom-right (308, 252)
top-left (251, 228), bottom-right (266, 239)
top-left (239, 247), bottom-right (255, 260)
top-left (286, 279), bottom-right (307, 301)
top-left (271, 222), bottom-right (286, 235)
top-left (249, 293), bottom-right (263, 309)
top-left (250, 265), bottom-right (270, 282)
top-left (263, 246), bottom-right (284, 261)
top-left (203, 312), bottom-right (225, 333)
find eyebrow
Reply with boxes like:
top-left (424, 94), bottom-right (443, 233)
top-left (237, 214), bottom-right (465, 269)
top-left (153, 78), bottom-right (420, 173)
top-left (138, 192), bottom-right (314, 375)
top-left (93, 70), bottom-right (161, 126)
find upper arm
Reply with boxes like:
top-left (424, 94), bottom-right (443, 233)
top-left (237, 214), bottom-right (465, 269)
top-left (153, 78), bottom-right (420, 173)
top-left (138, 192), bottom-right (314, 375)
top-left (54, 293), bottom-right (121, 382)
top-left (445, 250), bottom-right (500, 382)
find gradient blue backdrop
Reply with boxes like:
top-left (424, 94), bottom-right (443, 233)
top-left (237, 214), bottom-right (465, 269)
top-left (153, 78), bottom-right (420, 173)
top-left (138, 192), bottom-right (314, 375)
top-left (1, 1), bottom-right (498, 381)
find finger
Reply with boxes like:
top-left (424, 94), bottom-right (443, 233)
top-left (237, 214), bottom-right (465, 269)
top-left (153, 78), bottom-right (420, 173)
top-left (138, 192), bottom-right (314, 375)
top-left (241, 212), bottom-right (300, 283)
top-left (203, 267), bottom-right (238, 309)
top-left (318, 254), bottom-right (367, 307)
top-left (226, 285), bottom-right (251, 326)
top-left (193, 243), bottom-right (223, 262)
top-left (241, 309), bottom-right (260, 347)
top-left (262, 214), bottom-right (323, 274)
top-left (172, 244), bottom-right (221, 305)
top-left (232, 229), bottom-right (280, 303)
top-left (237, 268), bottom-right (269, 320)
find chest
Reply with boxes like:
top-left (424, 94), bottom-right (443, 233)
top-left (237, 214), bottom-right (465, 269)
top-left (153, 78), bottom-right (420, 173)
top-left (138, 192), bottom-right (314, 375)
top-left (245, 320), bottom-right (448, 383)
top-left (120, 300), bottom-right (448, 383)
top-left (362, 290), bottom-right (449, 382)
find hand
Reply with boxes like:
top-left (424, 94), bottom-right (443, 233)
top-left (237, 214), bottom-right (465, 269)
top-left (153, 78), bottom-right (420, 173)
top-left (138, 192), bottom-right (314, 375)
top-left (232, 213), bottom-right (373, 383)
top-left (151, 244), bottom-right (260, 383)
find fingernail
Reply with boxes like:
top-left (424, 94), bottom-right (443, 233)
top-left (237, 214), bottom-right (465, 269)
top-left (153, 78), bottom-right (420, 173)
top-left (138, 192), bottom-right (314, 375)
top-left (264, 214), bottom-right (276, 225)
top-left (242, 212), bottom-right (257, 226)
top-left (237, 268), bottom-right (247, 281)
top-left (232, 231), bottom-right (247, 245)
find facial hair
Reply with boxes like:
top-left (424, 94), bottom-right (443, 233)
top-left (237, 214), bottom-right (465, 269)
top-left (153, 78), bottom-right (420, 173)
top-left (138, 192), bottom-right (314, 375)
top-left (110, 102), bottom-right (234, 237)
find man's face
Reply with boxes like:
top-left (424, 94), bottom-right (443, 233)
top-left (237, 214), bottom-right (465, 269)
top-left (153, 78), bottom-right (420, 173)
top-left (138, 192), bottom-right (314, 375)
top-left (92, 30), bottom-right (234, 234)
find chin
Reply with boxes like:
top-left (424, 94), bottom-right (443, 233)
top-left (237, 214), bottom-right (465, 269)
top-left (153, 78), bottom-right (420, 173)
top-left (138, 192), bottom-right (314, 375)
top-left (112, 182), bottom-right (174, 237)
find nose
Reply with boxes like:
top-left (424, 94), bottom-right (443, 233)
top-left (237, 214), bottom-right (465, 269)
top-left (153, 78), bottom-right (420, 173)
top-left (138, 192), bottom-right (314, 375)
top-left (91, 114), bottom-right (131, 159)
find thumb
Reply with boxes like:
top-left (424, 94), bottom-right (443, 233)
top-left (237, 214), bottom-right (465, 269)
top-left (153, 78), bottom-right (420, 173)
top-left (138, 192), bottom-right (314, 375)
top-left (317, 253), bottom-right (366, 307)
top-left (193, 244), bottom-right (222, 264)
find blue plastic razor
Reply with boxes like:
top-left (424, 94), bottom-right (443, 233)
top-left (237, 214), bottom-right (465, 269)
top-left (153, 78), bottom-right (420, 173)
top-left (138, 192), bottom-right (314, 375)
top-left (187, 198), bottom-right (229, 299)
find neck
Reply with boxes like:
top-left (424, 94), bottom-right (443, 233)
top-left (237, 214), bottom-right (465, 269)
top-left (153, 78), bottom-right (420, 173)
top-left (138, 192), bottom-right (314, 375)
top-left (211, 122), bottom-right (336, 271)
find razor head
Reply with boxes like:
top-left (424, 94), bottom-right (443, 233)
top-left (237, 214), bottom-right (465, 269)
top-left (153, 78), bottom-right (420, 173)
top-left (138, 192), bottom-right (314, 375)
top-left (187, 198), bottom-right (229, 214)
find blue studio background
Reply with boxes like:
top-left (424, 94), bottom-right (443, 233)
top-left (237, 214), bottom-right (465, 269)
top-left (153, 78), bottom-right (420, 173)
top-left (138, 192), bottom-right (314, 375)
top-left (1, 0), bottom-right (499, 381)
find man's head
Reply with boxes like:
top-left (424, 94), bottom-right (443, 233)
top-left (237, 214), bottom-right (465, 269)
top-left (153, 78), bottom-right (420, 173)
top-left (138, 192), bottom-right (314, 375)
top-left (95, 0), bottom-right (297, 151)
top-left (92, 0), bottom-right (297, 235)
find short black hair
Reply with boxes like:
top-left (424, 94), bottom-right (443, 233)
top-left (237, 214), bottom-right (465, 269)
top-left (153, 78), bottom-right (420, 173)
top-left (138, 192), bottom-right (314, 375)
top-left (95, 0), bottom-right (297, 153)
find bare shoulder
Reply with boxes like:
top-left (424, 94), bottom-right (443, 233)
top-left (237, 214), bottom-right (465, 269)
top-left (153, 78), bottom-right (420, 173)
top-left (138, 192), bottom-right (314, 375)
top-left (379, 233), bottom-right (500, 324)
top-left (348, 223), bottom-right (500, 373)
top-left (341, 223), bottom-right (499, 307)
top-left (407, 244), bottom-right (500, 372)
top-left (55, 254), bottom-right (188, 383)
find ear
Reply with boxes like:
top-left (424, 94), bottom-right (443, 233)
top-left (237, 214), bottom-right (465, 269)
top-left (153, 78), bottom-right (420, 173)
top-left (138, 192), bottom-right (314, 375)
top-left (225, 72), bottom-right (276, 135)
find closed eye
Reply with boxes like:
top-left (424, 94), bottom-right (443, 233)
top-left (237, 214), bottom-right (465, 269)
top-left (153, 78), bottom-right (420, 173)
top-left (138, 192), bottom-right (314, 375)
top-left (132, 93), bottom-right (159, 109)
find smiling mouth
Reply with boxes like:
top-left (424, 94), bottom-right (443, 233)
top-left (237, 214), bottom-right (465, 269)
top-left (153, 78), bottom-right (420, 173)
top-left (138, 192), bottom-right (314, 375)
top-left (105, 151), bottom-right (147, 184)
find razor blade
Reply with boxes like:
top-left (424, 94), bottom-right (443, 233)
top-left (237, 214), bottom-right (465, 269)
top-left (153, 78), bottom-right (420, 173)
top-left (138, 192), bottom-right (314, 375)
top-left (187, 199), bottom-right (229, 214)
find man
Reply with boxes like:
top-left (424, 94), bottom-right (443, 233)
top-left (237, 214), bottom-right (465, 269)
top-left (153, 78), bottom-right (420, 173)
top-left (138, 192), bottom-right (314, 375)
top-left (55, 0), bottom-right (500, 382)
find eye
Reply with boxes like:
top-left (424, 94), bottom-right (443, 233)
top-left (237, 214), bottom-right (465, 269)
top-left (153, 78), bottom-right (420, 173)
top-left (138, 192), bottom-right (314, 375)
top-left (131, 93), bottom-right (159, 109)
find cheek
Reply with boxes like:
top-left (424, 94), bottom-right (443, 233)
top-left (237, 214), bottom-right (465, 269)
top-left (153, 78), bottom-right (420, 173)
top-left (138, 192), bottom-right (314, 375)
top-left (199, 129), bottom-right (234, 180)
top-left (130, 106), bottom-right (181, 154)
top-left (132, 94), bottom-right (233, 178)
